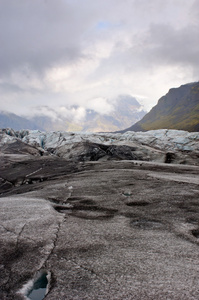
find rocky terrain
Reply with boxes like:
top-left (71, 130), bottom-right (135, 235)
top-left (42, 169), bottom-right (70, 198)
top-left (1, 128), bottom-right (199, 299)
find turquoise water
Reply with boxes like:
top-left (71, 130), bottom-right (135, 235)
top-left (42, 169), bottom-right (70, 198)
top-left (27, 271), bottom-right (48, 300)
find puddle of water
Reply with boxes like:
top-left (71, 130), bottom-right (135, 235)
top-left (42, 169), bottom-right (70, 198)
top-left (28, 287), bottom-right (46, 300)
top-left (27, 270), bottom-right (49, 300)
top-left (123, 191), bottom-right (132, 196)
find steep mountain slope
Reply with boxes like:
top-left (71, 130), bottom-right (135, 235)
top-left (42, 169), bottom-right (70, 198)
top-left (124, 82), bottom-right (199, 132)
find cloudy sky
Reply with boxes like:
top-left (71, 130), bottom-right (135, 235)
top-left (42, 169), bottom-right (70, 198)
top-left (0, 0), bottom-right (199, 118)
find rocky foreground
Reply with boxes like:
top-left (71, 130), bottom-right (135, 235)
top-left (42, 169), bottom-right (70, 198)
top-left (1, 129), bottom-right (199, 299)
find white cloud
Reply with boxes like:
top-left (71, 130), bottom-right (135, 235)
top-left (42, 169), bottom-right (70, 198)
top-left (86, 97), bottom-right (114, 114)
top-left (72, 107), bottom-right (86, 122)
top-left (30, 106), bottom-right (59, 121)
top-left (0, 0), bottom-right (198, 118)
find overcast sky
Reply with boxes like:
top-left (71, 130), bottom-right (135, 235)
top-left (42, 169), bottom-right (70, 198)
top-left (0, 0), bottom-right (199, 118)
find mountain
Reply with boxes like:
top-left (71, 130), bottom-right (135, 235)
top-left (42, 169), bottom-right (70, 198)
top-left (0, 111), bottom-right (43, 130)
top-left (0, 95), bottom-right (146, 132)
top-left (124, 82), bottom-right (199, 132)
top-left (75, 96), bottom-right (146, 132)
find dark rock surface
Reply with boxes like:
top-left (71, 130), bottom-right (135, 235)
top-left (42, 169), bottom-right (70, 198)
top-left (1, 151), bottom-right (199, 299)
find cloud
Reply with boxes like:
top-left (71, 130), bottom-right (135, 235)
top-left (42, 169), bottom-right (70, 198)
top-left (0, 0), bottom-right (86, 76)
top-left (144, 23), bottom-right (199, 70)
top-left (86, 97), bottom-right (114, 115)
top-left (0, 0), bottom-right (198, 117)
top-left (30, 106), bottom-right (59, 121)
top-left (27, 104), bottom-right (87, 124)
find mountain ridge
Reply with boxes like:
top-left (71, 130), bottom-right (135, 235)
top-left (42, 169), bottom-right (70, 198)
top-left (0, 95), bottom-right (146, 132)
top-left (123, 82), bottom-right (199, 132)
top-left (0, 111), bottom-right (43, 131)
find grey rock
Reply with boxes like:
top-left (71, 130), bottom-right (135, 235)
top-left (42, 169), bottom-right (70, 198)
top-left (1, 129), bottom-right (199, 299)
top-left (1, 156), bottom-right (199, 299)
